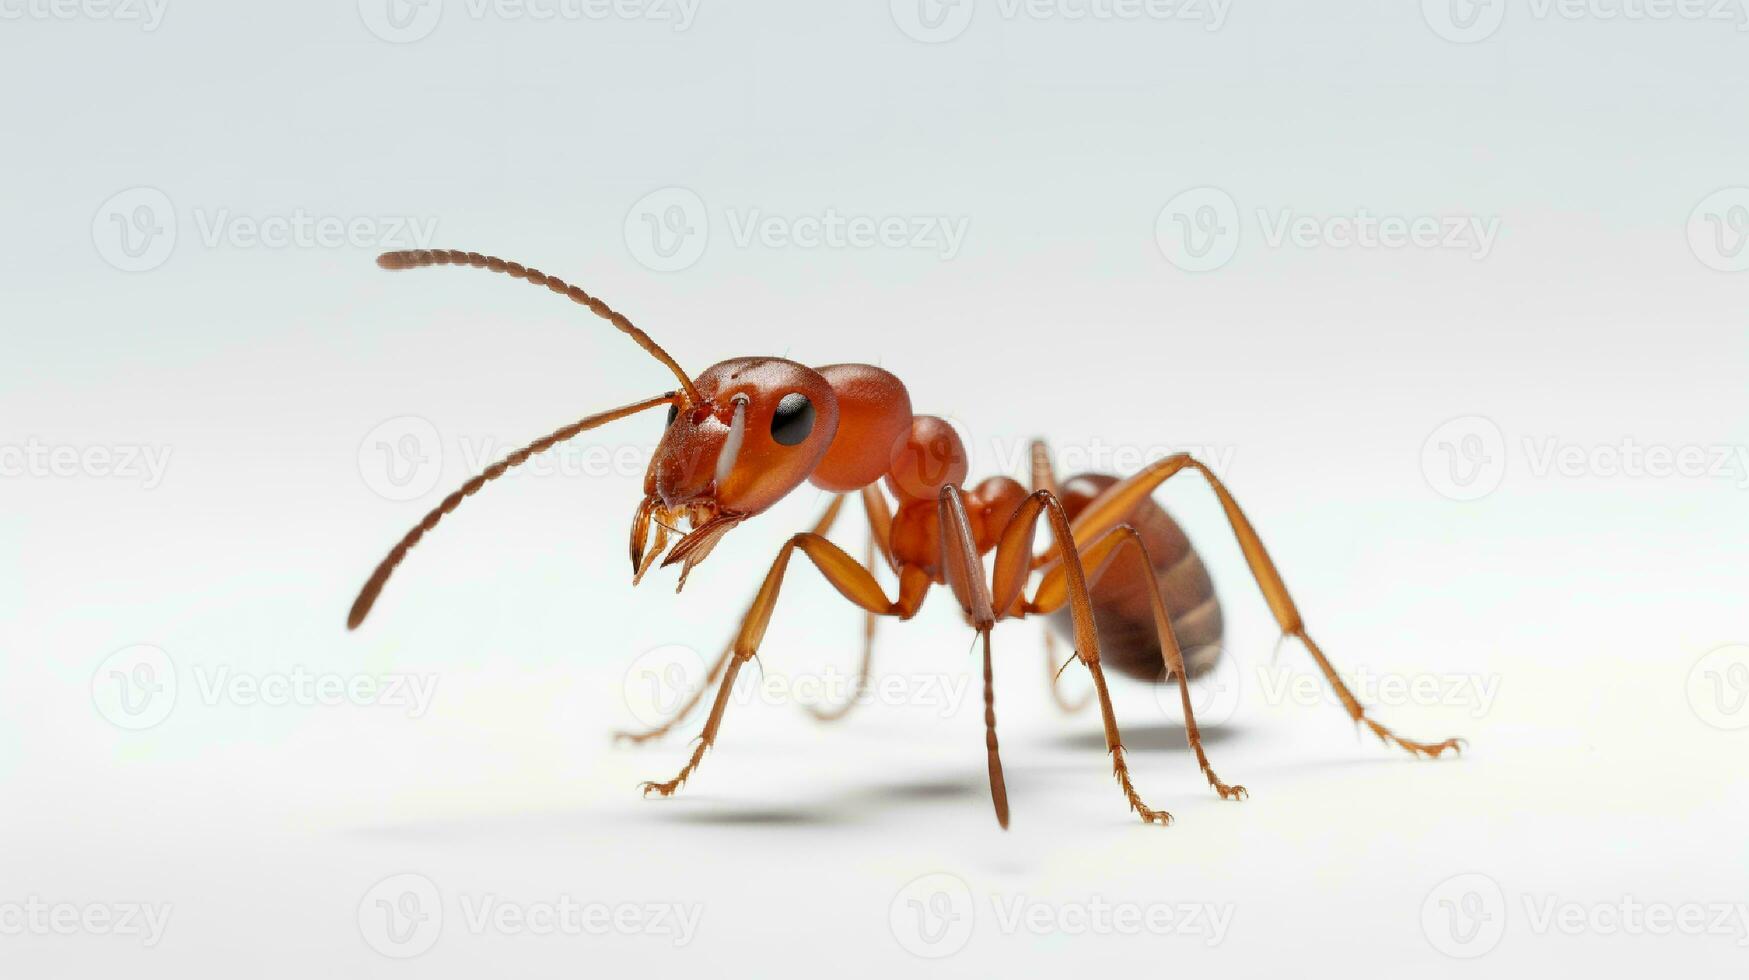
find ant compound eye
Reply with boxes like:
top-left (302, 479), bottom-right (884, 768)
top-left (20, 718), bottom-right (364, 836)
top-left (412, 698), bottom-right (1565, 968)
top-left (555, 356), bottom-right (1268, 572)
top-left (665, 402), bottom-right (679, 427)
top-left (769, 392), bottom-right (815, 446)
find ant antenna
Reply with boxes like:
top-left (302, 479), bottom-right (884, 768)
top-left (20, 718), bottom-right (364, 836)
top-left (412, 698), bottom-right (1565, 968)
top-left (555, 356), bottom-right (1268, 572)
top-left (347, 391), bottom-right (675, 630)
top-left (376, 249), bottom-right (705, 407)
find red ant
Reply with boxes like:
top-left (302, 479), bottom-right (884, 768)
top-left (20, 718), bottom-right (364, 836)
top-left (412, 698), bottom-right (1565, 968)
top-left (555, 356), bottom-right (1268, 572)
top-left (347, 248), bottom-right (1463, 829)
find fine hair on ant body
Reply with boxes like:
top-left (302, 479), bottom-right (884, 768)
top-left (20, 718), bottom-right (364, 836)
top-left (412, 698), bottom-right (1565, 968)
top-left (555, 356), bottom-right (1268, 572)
top-left (347, 248), bottom-right (1463, 829)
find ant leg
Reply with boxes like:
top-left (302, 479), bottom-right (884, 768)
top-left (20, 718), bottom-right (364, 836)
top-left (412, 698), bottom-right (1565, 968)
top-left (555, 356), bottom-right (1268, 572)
top-left (1038, 525), bottom-right (1248, 801)
top-left (803, 524), bottom-right (881, 723)
top-left (639, 531), bottom-right (913, 798)
top-left (1027, 439), bottom-right (1063, 573)
top-left (614, 495), bottom-right (849, 744)
top-left (938, 486), bottom-right (1010, 828)
top-left (612, 641), bottom-right (732, 745)
top-left (1030, 438), bottom-right (1062, 496)
top-left (1048, 455), bottom-right (1464, 759)
top-left (1027, 440), bottom-right (1092, 715)
top-left (1043, 630), bottom-right (1091, 714)
top-left (990, 490), bottom-right (1175, 824)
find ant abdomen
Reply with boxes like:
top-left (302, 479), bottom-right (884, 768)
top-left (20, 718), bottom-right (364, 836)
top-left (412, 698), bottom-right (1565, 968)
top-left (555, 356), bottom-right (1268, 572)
top-left (1046, 473), bottom-right (1224, 683)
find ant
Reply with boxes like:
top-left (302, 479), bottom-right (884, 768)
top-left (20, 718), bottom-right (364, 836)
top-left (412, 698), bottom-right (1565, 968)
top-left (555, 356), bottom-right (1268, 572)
top-left (347, 248), bottom-right (1464, 829)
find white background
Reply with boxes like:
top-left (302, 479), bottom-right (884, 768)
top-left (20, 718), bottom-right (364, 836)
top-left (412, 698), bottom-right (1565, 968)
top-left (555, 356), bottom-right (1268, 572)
top-left (2, 0), bottom-right (1747, 975)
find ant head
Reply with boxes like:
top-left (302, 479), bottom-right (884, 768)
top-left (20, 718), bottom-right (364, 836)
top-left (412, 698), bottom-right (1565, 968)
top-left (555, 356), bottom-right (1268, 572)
top-left (347, 251), bottom-right (848, 628)
top-left (631, 357), bottom-right (840, 588)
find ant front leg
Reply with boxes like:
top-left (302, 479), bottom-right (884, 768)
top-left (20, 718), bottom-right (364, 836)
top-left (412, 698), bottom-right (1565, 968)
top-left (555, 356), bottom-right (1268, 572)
top-left (1063, 454), bottom-right (1464, 759)
top-left (638, 531), bottom-right (912, 799)
top-left (615, 496), bottom-right (850, 745)
top-left (802, 522), bottom-right (882, 723)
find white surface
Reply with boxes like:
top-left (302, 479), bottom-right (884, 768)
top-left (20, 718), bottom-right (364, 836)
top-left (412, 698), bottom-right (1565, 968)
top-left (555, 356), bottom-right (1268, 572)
top-left (3, 1), bottom-right (1748, 976)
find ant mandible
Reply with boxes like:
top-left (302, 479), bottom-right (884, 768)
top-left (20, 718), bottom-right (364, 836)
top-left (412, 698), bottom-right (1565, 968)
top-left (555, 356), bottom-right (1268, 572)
top-left (347, 248), bottom-right (1463, 829)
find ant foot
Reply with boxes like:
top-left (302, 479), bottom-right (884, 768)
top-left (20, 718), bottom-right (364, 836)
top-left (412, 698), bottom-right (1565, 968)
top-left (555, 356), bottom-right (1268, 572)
top-left (1136, 807), bottom-right (1175, 826)
top-left (639, 779), bottom-right (683, 798)
top-left (1207, 773), bottom-right (1248, 801)
top-left (1366, 720), bottom-right (1465, 759)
